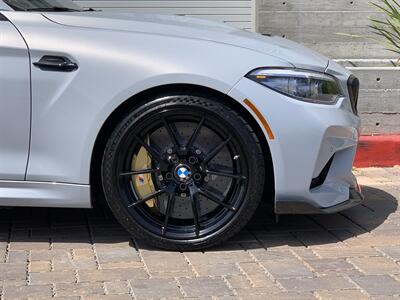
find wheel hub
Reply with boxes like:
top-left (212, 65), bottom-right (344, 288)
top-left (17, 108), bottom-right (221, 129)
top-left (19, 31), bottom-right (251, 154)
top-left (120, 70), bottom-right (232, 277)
top-left (175, 164), bottom-right (192, 181)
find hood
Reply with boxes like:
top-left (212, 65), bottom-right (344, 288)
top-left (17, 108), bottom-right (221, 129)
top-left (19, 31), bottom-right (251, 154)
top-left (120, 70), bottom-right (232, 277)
top-left (43, 12), bottom-right (329, 72)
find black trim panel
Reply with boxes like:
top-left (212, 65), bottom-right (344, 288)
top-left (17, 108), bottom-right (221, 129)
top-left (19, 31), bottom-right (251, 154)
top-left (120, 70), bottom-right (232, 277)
top-left (0, 13), bottom-right (8, 21)
top-left (310, 155), bottom-right (334, 189)
top-left (347, 75), bottom-right (360, 115)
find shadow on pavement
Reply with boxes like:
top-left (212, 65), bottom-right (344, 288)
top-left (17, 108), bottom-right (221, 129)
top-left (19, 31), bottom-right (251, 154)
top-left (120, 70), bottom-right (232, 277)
top-left (0, 185), bottom-right (397, 252)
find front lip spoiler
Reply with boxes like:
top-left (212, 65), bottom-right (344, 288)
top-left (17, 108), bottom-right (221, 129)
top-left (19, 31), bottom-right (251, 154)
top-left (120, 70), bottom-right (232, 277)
top-left (275, 188), bottom-right (364, 214)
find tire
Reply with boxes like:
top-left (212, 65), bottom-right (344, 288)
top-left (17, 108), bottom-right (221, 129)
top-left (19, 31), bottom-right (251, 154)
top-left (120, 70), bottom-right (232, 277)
top-left (101, 94), bottom-right (266, 250)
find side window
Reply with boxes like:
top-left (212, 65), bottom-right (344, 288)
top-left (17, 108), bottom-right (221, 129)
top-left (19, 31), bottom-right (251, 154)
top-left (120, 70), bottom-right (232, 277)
top-left (0, 13), bottom-right (8, 21)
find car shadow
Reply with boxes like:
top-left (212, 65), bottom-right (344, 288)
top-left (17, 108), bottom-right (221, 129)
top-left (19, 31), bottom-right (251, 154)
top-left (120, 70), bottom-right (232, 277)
top-left (208, 185), bottom-right (399, 251)
top-left (0, 185), bottom-right (397, 252)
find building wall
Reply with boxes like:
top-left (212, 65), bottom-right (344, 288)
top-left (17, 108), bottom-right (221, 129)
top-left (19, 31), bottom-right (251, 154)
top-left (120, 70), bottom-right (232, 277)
top-left (74, 0), bottom-right (255, 30)
top-left (256, 0), bottom-right (400, 134)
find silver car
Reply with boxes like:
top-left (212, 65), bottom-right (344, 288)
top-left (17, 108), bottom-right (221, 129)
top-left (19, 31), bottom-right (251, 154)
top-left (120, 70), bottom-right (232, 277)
top-left (0, 0), bottom-right (362, 250)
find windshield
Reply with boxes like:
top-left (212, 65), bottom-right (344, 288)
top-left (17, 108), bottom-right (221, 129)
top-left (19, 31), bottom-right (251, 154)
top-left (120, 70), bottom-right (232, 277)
top-left (3, 0), bottom-right (84, 11)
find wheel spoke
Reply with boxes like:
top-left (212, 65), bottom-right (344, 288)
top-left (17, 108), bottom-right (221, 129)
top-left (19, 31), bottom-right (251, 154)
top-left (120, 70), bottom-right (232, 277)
top-left (203, 135), bottom-right (232, 164)
top-left (133, 134), bottom-right (164, 163)
top-left (206, 170), bottom-right (247, 181)
top-left (199, 188), bottom-right (236, 212)
top-left (162, 116), bottom-right (181, 147)
top-left (128, 189), bottom-right (166, 208)
top-left (120, 168), bottom-right (159, 177)
top-left (189, 185), bottom-right (201, 236)
top-left (162, 192), bottom-right (176, 236)
top-left (185, 116), bottom-right (205, 150)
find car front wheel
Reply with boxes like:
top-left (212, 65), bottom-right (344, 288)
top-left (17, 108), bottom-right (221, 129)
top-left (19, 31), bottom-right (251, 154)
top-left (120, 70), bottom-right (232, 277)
top-left (101, 94), bottom-right (266, 250)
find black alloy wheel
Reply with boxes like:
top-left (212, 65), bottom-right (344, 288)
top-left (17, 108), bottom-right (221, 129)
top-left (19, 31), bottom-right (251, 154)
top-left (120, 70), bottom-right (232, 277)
top-left (102, 94), bottom-right (266, 250)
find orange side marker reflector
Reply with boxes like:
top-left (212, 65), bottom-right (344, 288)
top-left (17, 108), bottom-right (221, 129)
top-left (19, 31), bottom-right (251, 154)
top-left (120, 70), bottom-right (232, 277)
top-left (243, 98), bottom-right (275, 140)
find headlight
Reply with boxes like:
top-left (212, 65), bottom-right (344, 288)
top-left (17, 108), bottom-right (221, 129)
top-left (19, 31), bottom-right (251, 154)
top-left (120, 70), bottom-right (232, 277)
top-left (246, 68), bottom-right (343, 104)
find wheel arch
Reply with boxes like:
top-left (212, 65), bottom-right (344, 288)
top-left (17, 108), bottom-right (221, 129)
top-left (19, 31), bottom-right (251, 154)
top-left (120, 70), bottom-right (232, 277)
top-left (90, 83), bottom-right (275, 207)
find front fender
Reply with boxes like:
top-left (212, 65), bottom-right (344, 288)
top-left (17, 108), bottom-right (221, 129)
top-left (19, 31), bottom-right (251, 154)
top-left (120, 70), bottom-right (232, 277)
top-left (6, 12), bottom-right (290, 184)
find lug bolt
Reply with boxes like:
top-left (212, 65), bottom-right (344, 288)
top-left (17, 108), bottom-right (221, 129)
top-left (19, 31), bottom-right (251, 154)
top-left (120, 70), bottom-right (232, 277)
top-left (180, 193), bottom-right (187, 198)
top-left (158, 175), bottom-right (164, 181)
top-left (204, 176), bottom-right (210, 183)
top-left (195, 149), bottom-right (202, 155)
top-left (193, 173), bottom-right (202, 181)
top-left (188, 156), bottom-right (198, 164)
top-left (167, 148), bottom-right (173, 154)
top-left (171, 156), bottom-right (179, 163)
top-left (165, 173), bottom-right (173, 180)
top-left (179, 183), bottom-right (187, 191)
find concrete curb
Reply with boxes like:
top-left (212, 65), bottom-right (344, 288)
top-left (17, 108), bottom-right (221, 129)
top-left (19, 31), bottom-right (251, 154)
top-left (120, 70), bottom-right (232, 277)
top-left (354, 135), bottom-right (400, 168)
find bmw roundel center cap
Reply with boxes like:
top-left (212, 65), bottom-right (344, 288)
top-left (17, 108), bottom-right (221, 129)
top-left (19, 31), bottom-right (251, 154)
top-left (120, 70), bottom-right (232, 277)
top-left (176, 165), bottom-right (192, 181)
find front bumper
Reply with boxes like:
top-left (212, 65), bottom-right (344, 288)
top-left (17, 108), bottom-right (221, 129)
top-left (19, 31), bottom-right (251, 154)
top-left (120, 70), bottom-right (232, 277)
top-left (229, 77), bottom-right (363, 214)
top-left (275, 187), bottom-right (364, 214)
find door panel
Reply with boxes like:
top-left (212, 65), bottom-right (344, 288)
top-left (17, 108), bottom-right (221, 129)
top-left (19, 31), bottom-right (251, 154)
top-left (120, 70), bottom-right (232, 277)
top-left (0, 19), bottom-right (30, 180)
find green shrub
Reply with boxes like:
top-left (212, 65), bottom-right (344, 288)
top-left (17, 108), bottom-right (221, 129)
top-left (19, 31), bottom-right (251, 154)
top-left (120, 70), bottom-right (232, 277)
top-left (370, 0), bottom-right (400, 56)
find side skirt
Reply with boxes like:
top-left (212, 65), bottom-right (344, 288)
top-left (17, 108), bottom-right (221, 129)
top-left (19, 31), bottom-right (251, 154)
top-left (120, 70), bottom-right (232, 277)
top-left (0, 181), bottom-right (91, 208)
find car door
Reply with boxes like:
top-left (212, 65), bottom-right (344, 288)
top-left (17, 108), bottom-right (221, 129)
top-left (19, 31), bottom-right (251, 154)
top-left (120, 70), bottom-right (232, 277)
top-left (0, 13), bottom-right (31, 180)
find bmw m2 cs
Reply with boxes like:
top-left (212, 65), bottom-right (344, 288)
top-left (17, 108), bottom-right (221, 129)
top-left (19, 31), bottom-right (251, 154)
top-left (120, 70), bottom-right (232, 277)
top-left (0, 0), bottom-right (362, 250)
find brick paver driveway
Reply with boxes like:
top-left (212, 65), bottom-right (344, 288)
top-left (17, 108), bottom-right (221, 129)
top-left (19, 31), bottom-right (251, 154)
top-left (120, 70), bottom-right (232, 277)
top-left (0, 167), bottom-right (399, 300)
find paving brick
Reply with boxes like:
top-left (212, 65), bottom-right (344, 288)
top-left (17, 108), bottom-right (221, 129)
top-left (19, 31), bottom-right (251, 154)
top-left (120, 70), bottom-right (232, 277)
top-left (142, 251), bottom-right (192, 276)
top-left (293, 231), bottom-right (342, 247)
top-left (100, 261), bottom-right (142, 269)
top-left (234, 288), bottom-right (277, 298)
top-left (313, 246), bottom-right (381, 259)
top-left (52, 241), bottom-right (92, 250)
top-left (237, 262), bottom-right (279, 290)
top-left (258, 234), bottom-right (305, 249)
top-left (0, 249), bottom-right (6, 262)
top-left (259, 259), bottom-right (314, 278)
top-left (178, 277), bottom-right (233, 297)
top-left (55, 261), bottom-right (76, 272)
top-left (195, 263), bottom-right (241, 276)
top-left (78, 268), bottom-right (148, 282)
top-left (304, 258), bottom-right (358, 275)
top-left (56, 282), bottom-right (104, 297)
top-left (315, 289), bottom-right (370, 300)
top-left (30, 250), bottom-right (70, 262)
top-left (184, 251), bottom-right (253, 265)
top-left (83, 295), bottom-right (132, 300)
top-left (104, 281), bottom-right (130, 295)
top-left (0, 167), bottom-right (397, 299)
top-left (312, 213), bottom-right (363, 230)
top-left (225, 275), bottom-right (253, 289)
top-left (278, 276), bottom-right (356, 292)
top-left (30, 271), bottom-right (76, 284)
top-left (0, 263), bottom-right (27, 281)
top-left (290, 249), bottom-right (320, 260)
top-left (10, 241), bottom-right (50, 251)
top-left (130, 278), bottom-right (182, 299)
top-left (72, 249), bottom-right (94, 259)
top-left (349, 257), bottom-right (400, 275)
top-left (351, 275), bottom-right (400, 296)
top-left (249, 249), bottom-right (297, 261)
top-left (8, 251), bottom-right (27, 263)
top-left (30, 261), bottom-right (51, 273)
top-left (377, 245), bottom-right (400, 262)
top-left (215, 296), bottom-right (239, 300)
top-left (97, 247), bottom-right (140, 264)
top-left (3, 284), bottom-right (53, 300)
